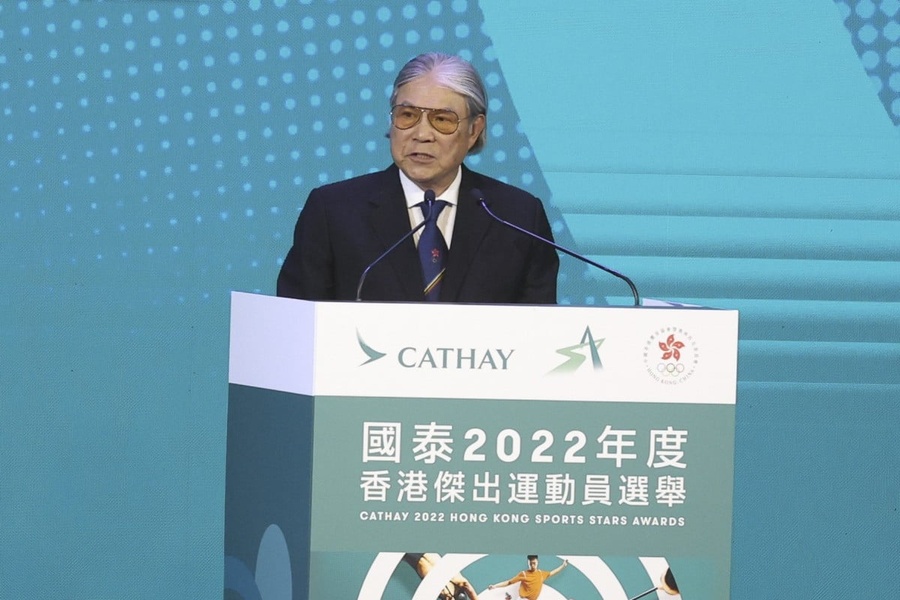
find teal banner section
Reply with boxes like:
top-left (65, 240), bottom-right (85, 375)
top-left (311, 396), bottom-right (734, 560)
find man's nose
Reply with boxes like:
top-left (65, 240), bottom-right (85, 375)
top-left (412, 113), bottom-right (437, 139)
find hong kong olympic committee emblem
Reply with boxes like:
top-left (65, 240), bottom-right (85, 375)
top-left (643, 327), bottom-right (699, 385)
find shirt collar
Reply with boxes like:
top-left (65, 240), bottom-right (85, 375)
top-left (399, 167), bottom-right (462, 209)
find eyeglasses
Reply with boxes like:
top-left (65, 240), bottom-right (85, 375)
top-left (390, 104), bottom-right (474, 135)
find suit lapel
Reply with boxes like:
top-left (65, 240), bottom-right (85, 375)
top-left (367, 166), bottom-right (424, 300)
top-left (441, 167), bottom-right (492, 301)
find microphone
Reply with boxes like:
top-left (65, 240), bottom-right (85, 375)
top-left (473, 188), bottom-right (641, 306)
top-left (356, 189), bottom-right (437, 301)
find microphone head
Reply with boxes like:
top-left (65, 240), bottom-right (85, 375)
top-left (422, 189), bottom-right (437, 222)
top-left (470, 187), bottom-right (486, 205)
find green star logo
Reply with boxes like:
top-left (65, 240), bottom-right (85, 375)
top-left (551, 326), bottom-right (605, 373)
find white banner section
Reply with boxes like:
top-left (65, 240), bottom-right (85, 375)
top-left (229, 292), bottom-right (738, 404)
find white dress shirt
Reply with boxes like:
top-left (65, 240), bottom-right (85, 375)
top-left (399, 167), bottom-right (461, 249)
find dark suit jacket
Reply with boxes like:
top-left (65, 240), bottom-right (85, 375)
top-left (276, 164), bottom-right (559, 304)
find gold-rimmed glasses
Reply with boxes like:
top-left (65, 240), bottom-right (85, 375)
top-left (390, 104), bottom-right (474, 134)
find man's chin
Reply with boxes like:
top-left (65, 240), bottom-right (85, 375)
top-left (399, 167), bottom-right (443, 192)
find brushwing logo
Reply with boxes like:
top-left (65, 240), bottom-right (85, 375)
top-left (643, 327), bottom-right (699, 385)
top-left (357, 330), bottom-right (386, 365)
top-left (550, 326), bottom-right (605, 374)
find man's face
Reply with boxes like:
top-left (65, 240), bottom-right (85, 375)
top-left (527, 557), bottom-right (539, 571)
top-left (390, 72), bottom-right (485, 195)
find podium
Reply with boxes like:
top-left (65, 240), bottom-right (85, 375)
top-left (224, 292), bottom-right (738, 600)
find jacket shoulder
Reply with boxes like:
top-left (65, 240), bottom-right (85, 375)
top-left (308, 166), bottom-right (398, 204)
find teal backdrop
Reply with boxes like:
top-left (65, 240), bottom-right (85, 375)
top-left (1, 1), bottom-right (898, 598)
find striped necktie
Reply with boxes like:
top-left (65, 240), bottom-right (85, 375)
top-left (418, 199), bottom-right (449, 301)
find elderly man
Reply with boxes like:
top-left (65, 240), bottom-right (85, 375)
top-left (277, 52), bottom-right (558, 303)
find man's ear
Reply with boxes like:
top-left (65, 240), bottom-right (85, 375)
top-left (467, 114), bottom-right (486, 147)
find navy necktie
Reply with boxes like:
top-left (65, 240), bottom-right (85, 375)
top-left (418, 199), bottom-right (449, 301)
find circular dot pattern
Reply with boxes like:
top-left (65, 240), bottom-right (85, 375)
top-left (0, 1), bottom-right (573, 303)
top-left (837, 0), bottom-right (900, 122)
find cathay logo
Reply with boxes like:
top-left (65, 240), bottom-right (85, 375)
top-left (356, 329), bottom-right (514, 370)
top-left (551, 326), bottom-right (605, 374)
top-left (357, 330), bottom-right (387, 365)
